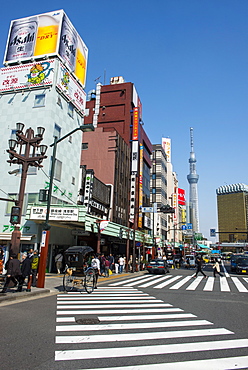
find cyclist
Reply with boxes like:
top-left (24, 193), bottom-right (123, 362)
top-left (91, 254), bottom-right (100, 289)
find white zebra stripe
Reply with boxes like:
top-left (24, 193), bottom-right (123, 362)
top-left (55, 327), bottom-right (232, 344)
top-left (73, 356), bottom-right (248, 369)
top-left (56, 319), bottom-right (212, 332)
top-left (56, 307), bottom-right (183, 315)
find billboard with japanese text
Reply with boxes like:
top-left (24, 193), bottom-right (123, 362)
top-left (4, 10), bottom-right (88, 88)
top-left (0, 59), bottom-right (55, 91)
top-left (178, 188), bottom-right (186, 205)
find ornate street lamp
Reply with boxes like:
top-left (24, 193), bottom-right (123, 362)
top-left (7, 122), bottom-right (47, 255)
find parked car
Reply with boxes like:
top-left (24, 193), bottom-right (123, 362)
top-left (235, 257), bottom-right (248, 274)
top-left (146, 259), bottom-right (169, 274)
top-left (230, 254), bottom-right (244, 272)
top-left (184, 255), bottom-right (196, 268)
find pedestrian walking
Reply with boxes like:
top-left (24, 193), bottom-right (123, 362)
top-left (1, 254), bottom-right (22, 293)
top-left (18, 253), bottom-right (32, 292)
top-left (91, 254), bottom-right (100, 289)
top-left (114, 255), bottom-right (119, 274)
top-left (193, 254), bottom-right (207, 278)
top-left (108, 253), bottom-right (114, 271)
top-left (31, 250), bottom-right (39, 287)
top-left (118, 255), bottom-right (125, 273)
top-left (55, 251), bottom-right (63, 274)
top-left (213, 258), bottom-right (223, 277)
top-left (100, 254), bottom-right (106, 275)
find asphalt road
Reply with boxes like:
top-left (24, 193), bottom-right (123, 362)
top-left (1, 263), bottom-right (248, 370)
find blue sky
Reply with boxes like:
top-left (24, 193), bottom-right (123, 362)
top-left (1, 0), bottom-right (248, 240)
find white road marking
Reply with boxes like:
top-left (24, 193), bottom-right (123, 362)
top-left (231, 277), bottom-right (248, 292)
top-left (186, 276), bottom-right (203, 290)
top-left (98, 313), bottom-right (197, 321)
top-left (220, 276), bottom-right (230, 292)
top-left (56, 307), bottom-right (183, 315)
top-left (56, 317), bottom-right (75, 322)
top-left (169, 275), bottom-right (192, 289)
top-left (55, 327), bottom-right (232, 344)
top-left (221, 261), bottom-right (230, 277)
top-left (139, 275), bottom-right (172, 287)
top-left (73, 356), bottom-right (248, 369)
top-left (122, 275), bottom-right (163, 286)
top-left (109, 275), bottom-right (155, 286)
top-left (154, 275), bottom-right (182, 288)
top-left (56, 319), bottom-right (212, 332)
top-left (203, 276), bottom-right (215, 291)
top-left (57, 303), bottom-right (172, 309)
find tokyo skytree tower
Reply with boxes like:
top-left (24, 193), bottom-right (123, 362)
top-left (187, 127), bottom-right (199, 232)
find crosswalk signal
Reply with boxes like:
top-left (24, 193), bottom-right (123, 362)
top-left (10, 206), bottom-right (21, 224)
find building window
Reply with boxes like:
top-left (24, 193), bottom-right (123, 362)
top-left (54, 159), bottom-right (62, 182)
top-left (72, 176), bottom-right (75, 185)
top-left (82, 143), bottom-right (88, 150)
top-left (54, 124), bottom-right (61, 140)
top-left (27, 167), bottom-right (37, 175)
top-left (57, 95), bottom-right (62, 108)
top-left (34, 94), bottom-right (45, 107)
top-left (6, 194), bottom-right (17, 214)
top-left (68, 102), bottom-right (74, 118)
top-left (50, 157), bottom-right (62, 182)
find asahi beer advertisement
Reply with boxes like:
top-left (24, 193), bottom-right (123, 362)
top-left (4, 10), bottom-right (88, 88)
top-left (0, 59), bottom-right (55, 91)
top-left (56, 61), bottom-right (86, 114)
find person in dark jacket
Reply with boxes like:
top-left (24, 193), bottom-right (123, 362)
top-left (1, 254), bottom-right (22, 293)
top-left (17, 254), bottom-right (32, 292)
top-left (193, 254), bottom-right (207, 278)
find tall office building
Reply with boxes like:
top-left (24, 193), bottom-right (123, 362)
top-left (187, 127), bottom-right (200, 233)
top-left (217, 183), bottom-right (248, 243)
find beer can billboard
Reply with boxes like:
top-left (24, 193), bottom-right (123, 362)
top-left (4, 10), bottom-right (88, 88)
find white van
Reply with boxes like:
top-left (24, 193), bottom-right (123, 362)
top-left (185, 255), bottom-right (196, 268)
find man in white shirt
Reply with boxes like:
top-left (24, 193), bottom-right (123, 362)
top-left (118, 256), bottom-right (125, 273)
top-left (91, 254), bottom-right (100, 289)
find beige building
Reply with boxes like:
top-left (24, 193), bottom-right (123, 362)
top-left (217, 183), bottom-right (248, 243)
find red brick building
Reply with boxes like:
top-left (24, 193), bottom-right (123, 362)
top-left (82, 78), bottom-right (152, 232)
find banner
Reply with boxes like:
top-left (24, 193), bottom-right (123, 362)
top-left (0, 60), bottom-right (55, 91)
top-left (56, 62), bottom-right (86, 114)
top-left (178, 188), bottom-right (186, 205)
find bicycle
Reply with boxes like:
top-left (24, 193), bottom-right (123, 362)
top-left (62, 246), bottom-right (96, 294)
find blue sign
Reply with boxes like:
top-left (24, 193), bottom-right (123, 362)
top-left (181, 225), bottom-right (187, 230)
top-left (187, 223), bottom-right (192, 230)
top-left (210, 229), bottom-right (216, 237)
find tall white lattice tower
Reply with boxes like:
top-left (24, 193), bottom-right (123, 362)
top-left (187, 127), bottom-right (200, 232)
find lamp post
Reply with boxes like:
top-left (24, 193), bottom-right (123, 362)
top-left (37, 124), bottom-right (94, 288)
top-left (7, 122), bottom-right (47, 255)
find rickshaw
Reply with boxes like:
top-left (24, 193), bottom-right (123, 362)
top-left (63, 246), bottom-right (96, 294)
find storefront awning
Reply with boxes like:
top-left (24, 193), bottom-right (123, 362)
top-left (0, 233), bottom-right (34, 241)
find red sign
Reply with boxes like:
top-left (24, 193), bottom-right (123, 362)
top-left (132, 107), bottom-right (139, 140)
top-left (178, 188), bottom-right (186, 205)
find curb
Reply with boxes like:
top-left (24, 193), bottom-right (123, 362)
top-left (0, 288), bottom-right (51, 303)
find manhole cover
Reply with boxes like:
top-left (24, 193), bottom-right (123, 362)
top-left (75, 317), bottom-right (100, 325)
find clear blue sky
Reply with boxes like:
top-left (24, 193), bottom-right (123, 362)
top-left (1, 0), bottom-right (248, 240)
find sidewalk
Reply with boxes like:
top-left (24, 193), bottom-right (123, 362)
top-left (0, 270), bottom-right (145, 304)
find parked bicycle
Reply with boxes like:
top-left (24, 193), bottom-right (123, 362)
top-left (63, 246), bottom-right (96, 294)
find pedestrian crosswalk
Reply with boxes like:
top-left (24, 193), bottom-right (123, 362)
top-left (55, 287), bottom-right (248, 369)
top-left (107, 274), bottom-right (248, 293)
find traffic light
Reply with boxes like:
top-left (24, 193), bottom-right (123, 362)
top-left (10, 206), bottom-right (21, 224)
top-left (160, 204), bottom-right (175, 213)
top-left (39, 189), bottom-right (48, 202)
